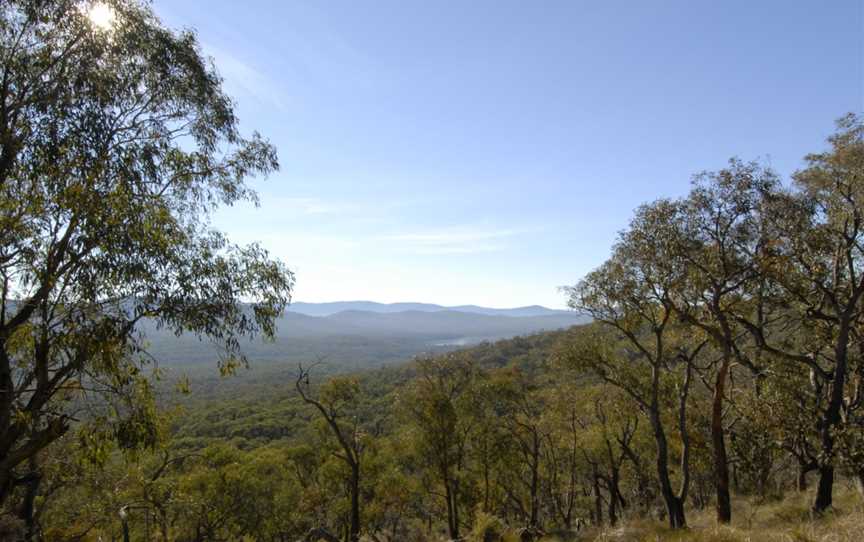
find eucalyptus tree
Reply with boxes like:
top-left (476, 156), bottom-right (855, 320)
top-left (541, 382), bottom-right (587, 531)
top-left (401, 354), bottom-right (478, 541)
top-left (790, 115), bottom-right (864, 511)
top-left (563, 200), bottom-right (707, 529)
top-left (0, 0), bottom-right (292, 508)
top-left (468, 379), bottom-right (508, 517)
top-left (485, 367), bottom-right (547, 537)
top-left (735, 115), bottom-right (864, 512)
top-left (567, 385), bottom-right (638, 526)
top-left (296, 367), bottom-right (367, 542)
top-left (658, 161), bottom-right (777, 523)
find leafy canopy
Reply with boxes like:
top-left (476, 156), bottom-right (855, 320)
top-left (0, 0), bottom-right (293, 501)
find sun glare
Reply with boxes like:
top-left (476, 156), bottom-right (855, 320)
top-left (87, 2), bottom-right (116, 30)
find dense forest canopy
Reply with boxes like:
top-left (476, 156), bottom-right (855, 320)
top-left (1, 1), bottom-right (864, 542)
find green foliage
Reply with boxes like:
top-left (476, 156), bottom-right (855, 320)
top-left (3, 2), bottom-right (864, 535)
top-left (0, 0), bottom-right (293, 508)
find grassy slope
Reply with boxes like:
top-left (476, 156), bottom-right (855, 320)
top-left (538, 486), bottom-right (863, 542)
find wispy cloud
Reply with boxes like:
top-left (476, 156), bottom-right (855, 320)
top-left (204, 44), bottom-right (289, 112)
top-left (264, 196), bottom-right (406, 218)
top-left (272, 197), bottom-right (344, 215)
top-left (381, 229), bottom-right (523, 255)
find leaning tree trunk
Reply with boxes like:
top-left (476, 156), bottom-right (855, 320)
top-left (651, 406), bottom-right (687, 529)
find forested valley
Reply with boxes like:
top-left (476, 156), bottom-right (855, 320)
top-left (2, 1), bottom-right (864, 541)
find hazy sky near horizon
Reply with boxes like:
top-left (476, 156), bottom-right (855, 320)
top-left (154, 0), bottom-right (861, 309)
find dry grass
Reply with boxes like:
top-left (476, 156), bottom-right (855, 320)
top-left (538, 485), bottom-right (864, 542)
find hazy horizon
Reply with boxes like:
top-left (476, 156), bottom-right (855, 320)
top-left (155, 0), bottom-right (861, 309)
top-left (286, 299), bottom-right (569, 310)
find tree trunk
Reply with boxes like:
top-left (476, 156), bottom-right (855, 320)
top-left (592, 473), bottom-right (603, 526)
top-left (669, 497), bottom-right (686, 529)
top-left (159, 509), bottom-right (169, 542)
top-left (453, 478), bottom-right (461, 540)
top-left (855, 469), bottom-right (864, 498)
top-left (0, 472), bottom-right (10, 509)
top-left (620, 442), bottom-right (652, 511)
top-left (444, 477), bottom-right (459, 541)
top-left (349, 463), bottom-right (360, 542)
top-left (483, 458), bottom-right (490, 512)
top-left (0, 345), bottom-right (14, 506)
top-left (609, 467), bottom-right (626, 525)
top-left (20, 465), bottom-right (41, 542)
top-left (797, 459), bottom-right (816, 492)
top-left (814, 465), bottom-right (834, 512)
top-left (651, 407), bottom-right (687, 529)
top-left (529, 435), bottom-right (540, 530)
top-left (711, 355), bottom-right (732, 524)
top-left (608, 486), bottom-right (619, 526)
top-left (814, 320), bottom-right (850, 513)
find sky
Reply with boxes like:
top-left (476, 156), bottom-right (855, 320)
top-left (153, 0), bottom-right (862, 309)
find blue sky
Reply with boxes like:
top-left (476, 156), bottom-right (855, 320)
top-left (154, 1), bottom-right (861, 309)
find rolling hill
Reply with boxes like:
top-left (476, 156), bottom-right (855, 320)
top-left (142, 307), bottom-right (589, 370)
top-left (286, 301), bottom-right (574, 318)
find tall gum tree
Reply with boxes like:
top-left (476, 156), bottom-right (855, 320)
top-left (563, 201), bottom-right (707, 529)
top-left (485, 367), bottom-right (547, 536)
top-left (0, 0), bottom-right (293, 506)
top-left (659, 161), bottom-right (777, 523)
top-left (296, 366), bottom-right (366, 542)
top-left (735, 115), bottom-right (864, 512)
top-left (401, 354), bottom-right (477, 541)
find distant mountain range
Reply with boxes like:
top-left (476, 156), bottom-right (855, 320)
top-left (286, 301), bottom-right (573, 318)
top-left (144, 304), bottom-right (589, 370)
